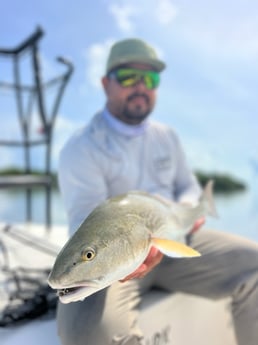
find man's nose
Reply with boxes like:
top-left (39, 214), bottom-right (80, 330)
top-left (134, 77), bottom-right (147, 91)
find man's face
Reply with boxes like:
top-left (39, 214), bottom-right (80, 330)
top-left (102, 63), bottom-right (158, 125)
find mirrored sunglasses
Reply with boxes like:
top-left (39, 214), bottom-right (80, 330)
top-left (108, 68), bottom-right (160, 90)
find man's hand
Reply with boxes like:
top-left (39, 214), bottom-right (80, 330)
top-left (190, 216), bottom-right (205, 234)
top-left (120, 217), bottom-right (205, 283)
top-left (120, 247), bottom-right (163, 282)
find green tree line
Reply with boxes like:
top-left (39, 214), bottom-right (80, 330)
top-left (0, 167), bottom-right (246, 194)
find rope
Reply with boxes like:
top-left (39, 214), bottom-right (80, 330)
top-left (0, 225), bottom-right (58, 327)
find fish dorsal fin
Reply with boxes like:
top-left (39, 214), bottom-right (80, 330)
top-left (150, 193), bottom-right (176, 207)
top-left (151, 237), bottom-right (201, 258)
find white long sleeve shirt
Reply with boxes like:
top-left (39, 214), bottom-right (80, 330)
top-left (58, 109), bottom-right (202, 234)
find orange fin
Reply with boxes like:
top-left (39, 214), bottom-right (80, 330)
top-left (151, 237), bottom-right (201, 258)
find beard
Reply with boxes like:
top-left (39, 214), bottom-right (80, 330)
top-left (122, 92), bottom-right (153, 124)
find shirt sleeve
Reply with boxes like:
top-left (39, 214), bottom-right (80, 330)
top-left (171, 130), bottom-right (202, 204)
top-left (58, 137), bottom-right (108, 235)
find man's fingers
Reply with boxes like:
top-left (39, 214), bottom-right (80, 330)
top-left (120, 248), bottom-right (163, 282)
top-left (144, 249), bottom-right (163, 268)
top-left (120, 264), bottom-right (147, 282)
top-left (190, 217), bottom-right (206, 234)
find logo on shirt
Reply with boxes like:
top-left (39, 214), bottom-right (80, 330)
top-left (155, 157), bottom-right (172, 170)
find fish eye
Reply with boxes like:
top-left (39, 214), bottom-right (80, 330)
top-left (81, 247), bottom-right (96, 261)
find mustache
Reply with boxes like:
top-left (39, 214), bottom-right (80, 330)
top-left (127, 92), bottom-right (150, 103)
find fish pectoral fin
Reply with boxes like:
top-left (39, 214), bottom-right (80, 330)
top-left (151, 237), bottom-right (201, 258)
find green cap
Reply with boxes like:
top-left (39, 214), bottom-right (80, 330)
top-left (106, 38), bottom-right (166, 74)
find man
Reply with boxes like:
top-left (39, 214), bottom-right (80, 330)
top-left (57, 38), bottom-right (258, 345)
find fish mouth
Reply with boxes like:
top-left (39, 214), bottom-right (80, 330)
top-left (54, 281), bottom-right (101, 304)
top-left (58, 286), bottom-right (82, 297)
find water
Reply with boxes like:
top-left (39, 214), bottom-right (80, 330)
top-left (0, 188), bottom-right (257, 242)
top-left (0, 189), bottom-right (68, 226)
top-left (207, 189), bottom-right (258, 241)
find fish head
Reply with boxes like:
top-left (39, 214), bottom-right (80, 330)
top-left (48, 239), bottom-right (105, 303)
top-left (48, 213), bottom-right (148, 303)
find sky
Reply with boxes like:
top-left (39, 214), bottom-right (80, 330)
top-left (0, 0), bottom-right (257, 185)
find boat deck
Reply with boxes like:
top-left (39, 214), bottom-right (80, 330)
top-left (0, 223), bottom-right (237, 345)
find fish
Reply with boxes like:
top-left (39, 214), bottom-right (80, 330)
top-left (48, 180), bottom-right (217, 304)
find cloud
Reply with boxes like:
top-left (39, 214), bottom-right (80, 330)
top-left (83, 39), bottom-right (115, 90)
top-left (108, 0), bottom-right (178, 33)
top-left (176, 2), bottom-right (258, 61)
top-left (109, 3), bottom-right (138, 34)
top-left (156, 0), bottom-right (178, 25)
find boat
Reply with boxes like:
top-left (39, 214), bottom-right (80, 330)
top-left (0, 222), bottom-right (237, 345)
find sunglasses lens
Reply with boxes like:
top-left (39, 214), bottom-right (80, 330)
top-left (144, 72), bottom-right (160, 89)
top-left (114, 69), bottom-right (160, 89)
top-left (118, 75), bottom-right (139, 87)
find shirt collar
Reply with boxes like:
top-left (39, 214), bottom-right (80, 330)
top-left (102, 107), bottom-right (149, 137)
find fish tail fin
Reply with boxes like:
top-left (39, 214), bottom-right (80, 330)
top-left (200, 180), bottom-right (218, 218)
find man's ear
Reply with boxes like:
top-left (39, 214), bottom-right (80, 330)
top-left (101, 76), bottom-right (109, 95)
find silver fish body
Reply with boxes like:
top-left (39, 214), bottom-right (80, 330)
top-left (48, 181), bottom-right (216, 303)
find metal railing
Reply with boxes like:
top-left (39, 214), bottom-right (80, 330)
top-left (0, 26), bottom-right (74, 228)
